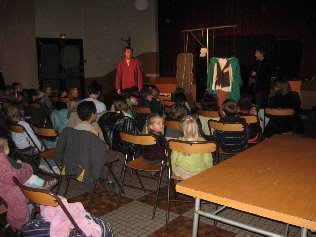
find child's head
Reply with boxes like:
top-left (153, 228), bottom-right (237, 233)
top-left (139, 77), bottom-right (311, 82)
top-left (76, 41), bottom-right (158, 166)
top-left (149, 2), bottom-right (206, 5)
top-left (0, 137), bottom-right (10, 155)
top-left (69, 87), bottom-right (79, 99)
top-left (12, 82), bottom-right (23, 93)
top-left (174, 92), bottom-right (187, 105)
top-left (3, 86), bottom-right (14, 96)
top-left (77, 101), bottom-right (97, 123)
top-left (238, 96), bottom-right (253, 111)
top-left (113, 95), bottom-right (128, 112)
top-left (181, 115), bottom-right (199, 141)
top-left (170, 104), bottom-right (188, 120)
top-left (67, 98), bottom-right (80, 112)
top-left (130, 86), bottom-right (140, 98)
top-left (140, 89), bottom-right (153, 102)
top-left (201, 93), bottom-right (219, 111)
top-left (274, 79), bottom-right (290, 95)
top-left (34, 90), bottom-right (45, 103)
top-left (143, 114), bottom-right (164, 135)
top-left (151, 87), bottom-right (160, 99)
top-left (222, 99), bottom-right (238, 117)
top-left (44, 86), bottom-right (53, 95)
top-left (6, 102), bottom-right (23, 123)
top-left (59, 89), bottom-right (68, 98)
top-left (88, 81), bottom-right (103, 99)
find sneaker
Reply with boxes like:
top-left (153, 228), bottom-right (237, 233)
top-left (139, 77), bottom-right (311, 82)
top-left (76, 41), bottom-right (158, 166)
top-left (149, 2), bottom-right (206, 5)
top-left (43, 178), bottom-right (58, 190)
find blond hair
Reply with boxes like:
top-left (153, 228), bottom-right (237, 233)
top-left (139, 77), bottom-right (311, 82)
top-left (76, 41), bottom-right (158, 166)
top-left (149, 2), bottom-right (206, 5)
top-left (6, 103), bottom-right (23, 123)
top-left (142, 114), bottom-right (164, 135)
top-left (181, 115), bottom-right (199, 141)
top-left (0, 137), bottom-right (9, 155)
top-left (67, 98), bottom-right (80, 111)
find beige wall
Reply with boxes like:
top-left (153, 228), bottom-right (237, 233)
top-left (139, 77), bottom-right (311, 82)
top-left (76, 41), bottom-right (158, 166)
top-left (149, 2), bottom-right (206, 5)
top-left (0, 0), bottom-right (158, 89)
top-left (34, 0), bottom-right (158, 80)
top-left (0, 0), bottom-right (38, 88)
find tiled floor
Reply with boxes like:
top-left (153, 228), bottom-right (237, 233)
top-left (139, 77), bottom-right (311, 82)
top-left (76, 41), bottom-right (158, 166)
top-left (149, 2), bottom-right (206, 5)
top-left (61, 169), bottom-right (315, 237)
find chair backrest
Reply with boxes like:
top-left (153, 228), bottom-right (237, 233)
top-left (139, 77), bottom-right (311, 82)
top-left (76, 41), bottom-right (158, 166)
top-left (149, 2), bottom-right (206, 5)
top-left (168, 140), bottom-right (217, 154)
top-left (198, 110), bottom-right (220, 118)
top-left (9, 123), bottom-right (25, 133)
top-left (240, 115), bottom-right (258, 124)
top-left (33, 126), bottom-right (58, 138)
top-left (30, 103), bottom-right (41, 109)
top-left (208, 119), bottom-right (245, 132)
top-left (13, 176), bottom-right (82, 233)
top-left (265, 108), bottom-right (295, 116)
top-left (120, 132), bottom-right (156, 145)
top-left (164, 106), bottom-right (172, 114)
top-left (163, 100), bottom-right (175, 107)
top-left (165, 120), bottom-right (182, 131)
top-left (59, 97), bottom-right (70, 103)
top-left (132, 106), bottom-right (151, 114)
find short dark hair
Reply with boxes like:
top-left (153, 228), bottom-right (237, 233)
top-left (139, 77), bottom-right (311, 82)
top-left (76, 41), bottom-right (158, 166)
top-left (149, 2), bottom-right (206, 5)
top-left (77, 101), bottom-right (96, 121)
top-left (256, 47), bottom-right (266, 58)
top-left (88, 81), bottom-right (103, 95)
top-left (123, 47), bottom-right (133, 53)
top-left (222, 99), bottom-right (238, 117)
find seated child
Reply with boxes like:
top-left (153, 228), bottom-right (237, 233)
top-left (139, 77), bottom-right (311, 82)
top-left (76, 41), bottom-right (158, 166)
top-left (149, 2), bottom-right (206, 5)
top-left (73, 101), bottom-right (98, 137)
top-left (171, 115), bottom-right (213, 179)
top-left (6, 103), bottom-right (59, 174)
top-left (214, 99), bottom-right (248, 154)
top-left (0, 137), bottom-right (57, 189)
top-left (142, 114), bottom-right (167, 164)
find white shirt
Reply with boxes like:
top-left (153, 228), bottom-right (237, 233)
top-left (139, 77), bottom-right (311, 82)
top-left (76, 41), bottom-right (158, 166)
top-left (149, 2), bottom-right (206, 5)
top-left (81, 98), bottom-right (106, 114)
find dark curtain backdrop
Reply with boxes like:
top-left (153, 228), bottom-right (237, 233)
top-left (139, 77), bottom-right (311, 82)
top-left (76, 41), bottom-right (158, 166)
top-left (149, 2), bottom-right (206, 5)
top-left (158, 0), bottom-right (316, 78)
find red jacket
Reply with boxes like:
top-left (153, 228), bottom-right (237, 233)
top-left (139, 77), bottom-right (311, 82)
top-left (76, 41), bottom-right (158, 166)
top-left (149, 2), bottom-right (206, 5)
top-left (115, 58), bottom-right (143, 90)
top-left (0, 149), bottom-right (32, 230)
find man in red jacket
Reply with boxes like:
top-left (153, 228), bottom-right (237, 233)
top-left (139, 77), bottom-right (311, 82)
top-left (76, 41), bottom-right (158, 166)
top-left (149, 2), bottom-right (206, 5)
top-left (115, 47), bottom-right (143, 94)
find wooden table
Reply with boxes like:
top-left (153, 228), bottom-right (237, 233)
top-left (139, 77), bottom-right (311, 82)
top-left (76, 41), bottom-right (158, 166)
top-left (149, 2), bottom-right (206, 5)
top-left (176, 135), bottom-right (316, 237)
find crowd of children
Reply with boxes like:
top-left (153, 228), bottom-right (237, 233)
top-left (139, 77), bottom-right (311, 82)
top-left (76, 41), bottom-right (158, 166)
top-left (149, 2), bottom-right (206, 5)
top-left (0, 78), bottom-right (304, 233)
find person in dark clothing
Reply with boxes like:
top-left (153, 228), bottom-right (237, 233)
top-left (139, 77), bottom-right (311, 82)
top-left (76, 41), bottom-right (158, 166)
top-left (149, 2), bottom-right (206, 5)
top-left (141, 114), bottom-right (167, 163)
top-left (138, 89), bottom-right (163, 116)
top-left (214, 99), bottom-right (248, 154)
top-left (99, 95), bottom-right (139, 153)
top-left (264, 79), bottom-right (303, 137)
top-left (250, 48), bottom-right (272, 110)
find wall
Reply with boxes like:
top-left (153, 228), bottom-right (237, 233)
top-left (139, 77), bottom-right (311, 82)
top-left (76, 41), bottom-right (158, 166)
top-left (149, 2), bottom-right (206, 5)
top-left (34, 0), bottom-right (159, 92)
top-left (0, 0), bottom-right (38, 88)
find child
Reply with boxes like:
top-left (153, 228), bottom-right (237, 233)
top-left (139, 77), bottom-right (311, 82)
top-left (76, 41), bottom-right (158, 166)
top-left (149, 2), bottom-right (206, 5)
top-left (214, 99), bottom-right (248, 154)
top-left (6, 103), bottom-right (60, 174)
top-left (73, 101), bottom-right (98, 137)
top-left (150, 87), bottom-right (164, 116)
top-left (142, 114), bottom-right (167, 163)
top-left (0, 138), bottom-right (57, 189)
top-left (67, 98), bottom-right (81, 128)
top-left (138, 89), bottom-right (163, 115)
top-left (171, 115), bottom-right (213, 179)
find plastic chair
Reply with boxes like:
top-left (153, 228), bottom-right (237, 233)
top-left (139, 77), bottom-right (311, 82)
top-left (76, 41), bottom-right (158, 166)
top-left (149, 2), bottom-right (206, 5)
top-left (132, 106), bottom-right (151, 114)
top-left (166, 139), bottom-right (218, 227)
top-left (12, 176), bottom-right (83, 235)
top-left (240, 114), bottom-right (262, 144)
top-left (198, 110), bottom-right (220, 118)
top-left (118, 132), bottom-right (166, 219)
top-left (165, 120), bottom-right (182, 131)
top-left (264, 108), bottom-right (295, 133)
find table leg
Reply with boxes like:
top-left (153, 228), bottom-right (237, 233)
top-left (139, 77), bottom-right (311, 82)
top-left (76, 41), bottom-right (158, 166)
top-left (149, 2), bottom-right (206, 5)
top-left (301, 228), bottom-right (307, 237)
top-left (192, 198), bottom-right (201, 237)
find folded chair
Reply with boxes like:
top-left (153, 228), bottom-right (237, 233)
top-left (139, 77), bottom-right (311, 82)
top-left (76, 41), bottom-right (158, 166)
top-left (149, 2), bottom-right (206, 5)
top-left (166, 140), bottom-right (218, 227)
top-left (264, 108), bottom-right (295, 133)
top-left (12, 176), bottom-right (83, 235)
top-left (118, 132), bottom-right (166, 218)
top-left (208, 119), bottom-right (247, 163)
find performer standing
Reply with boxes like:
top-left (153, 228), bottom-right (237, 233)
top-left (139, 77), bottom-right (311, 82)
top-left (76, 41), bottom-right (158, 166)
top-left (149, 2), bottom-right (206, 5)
top-left (250, 48), bottom-right (272, 110)
top-left (115, 47), bottom-right (143, 94)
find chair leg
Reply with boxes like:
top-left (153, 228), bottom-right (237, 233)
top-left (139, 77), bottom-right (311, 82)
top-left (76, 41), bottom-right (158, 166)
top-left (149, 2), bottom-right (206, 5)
top-left (285, 224), bottom-right (290, 237)
top-left (64, 176), bottom-right (71, 197)
top-left (88, 182), bottom-right (97, 212)
top-left (107, 164), bottom-right (124, 194)
top-left (56, 176), bottom-right (63, 195)
top-left (166, 168), bottom-right (172, 229)
top-left (152, 168), bottom-right (164, 219)
top-left (117, 165), bottom-right (127, 208)
top-left (135, 170), bottom-right (146, 193)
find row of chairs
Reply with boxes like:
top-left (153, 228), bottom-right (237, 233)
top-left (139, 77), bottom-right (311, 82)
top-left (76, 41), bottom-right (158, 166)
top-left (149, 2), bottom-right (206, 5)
top-left (117, 132), bottom-right (218, 228)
